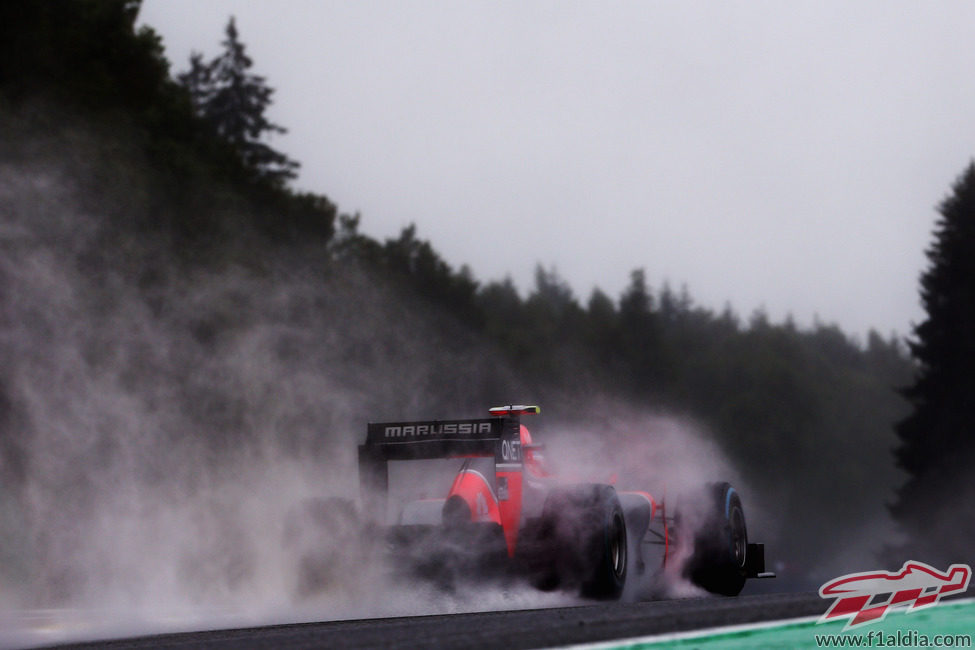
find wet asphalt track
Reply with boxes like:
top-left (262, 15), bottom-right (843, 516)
top-left (45, 591), bottom-right (828, 650)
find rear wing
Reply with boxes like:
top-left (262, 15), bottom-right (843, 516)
top-left (358, 406), bottom-right (537, 515)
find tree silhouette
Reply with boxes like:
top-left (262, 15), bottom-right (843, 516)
top-left (618, 269), bottom-right (660, 390)
top-left (179, 17), bottom-right (299, 185)
top-left (0, 0), bottom-right (923, 589)
top-left (889, 162), bottom-right (975, 565)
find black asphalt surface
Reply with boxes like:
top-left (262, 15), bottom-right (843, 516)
top-left (44, 591), bottom-right (829, 650)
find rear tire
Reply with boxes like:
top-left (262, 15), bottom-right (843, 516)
top-left (540, 484), bottom-right (627, 600)
top-left (581, 488), bottom-right (627, 600)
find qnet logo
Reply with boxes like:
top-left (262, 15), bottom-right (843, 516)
top-left (818, 560), bottom-right (971, 629)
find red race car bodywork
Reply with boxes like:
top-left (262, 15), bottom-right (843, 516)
top-left (358, 405), bottom-right (772, 599)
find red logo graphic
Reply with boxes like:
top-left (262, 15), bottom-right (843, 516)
top-left (818, 561), bottom-right (971, 628)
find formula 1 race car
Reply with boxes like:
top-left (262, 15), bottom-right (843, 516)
top-left (358, 405), bottom-right (773, 599)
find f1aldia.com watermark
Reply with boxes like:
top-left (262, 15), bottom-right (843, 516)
top-left (814, 629), bottom-right (972, 647)
top-left (812, 560), bottom-right (972, 647)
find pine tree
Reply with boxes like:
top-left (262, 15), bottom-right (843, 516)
top-left (889, 162), bottom-right (975, 566)
top-left (618, 269), bottom-right (660, 391)
top-left (179, 17), bottom-right (299, 184)
top-left (179, 52), bottom-right (212, 107)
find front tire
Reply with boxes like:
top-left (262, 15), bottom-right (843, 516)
top-left (683, 482), bottom-right (747, 596)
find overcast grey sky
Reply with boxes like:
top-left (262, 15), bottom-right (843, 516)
top-left (138, 1), bottom-right (975, 338)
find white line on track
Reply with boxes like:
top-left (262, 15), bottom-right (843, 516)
top-left (551, 597), bottom-right (975, 650)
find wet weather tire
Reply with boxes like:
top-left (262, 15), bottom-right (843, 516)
top-left (684, 482), bottom-right (748, 597)
top-left (541, 484), bottom-right (627, 600)
top-left (580, 486), bottom-right (628, 600)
